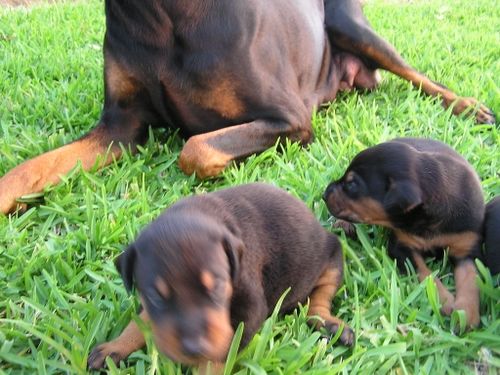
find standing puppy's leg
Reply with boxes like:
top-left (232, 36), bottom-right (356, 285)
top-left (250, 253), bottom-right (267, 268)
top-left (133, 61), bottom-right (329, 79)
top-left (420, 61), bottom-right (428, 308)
top-left (451, 258), bottom-right (480, 328)
top-left (411, 250), bottom-right (455, 315)
top-left (324, 0), bottom-right (495, 124)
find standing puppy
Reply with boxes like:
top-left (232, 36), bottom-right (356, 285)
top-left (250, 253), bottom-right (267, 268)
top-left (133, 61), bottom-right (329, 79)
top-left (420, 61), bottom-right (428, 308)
top-left (88, 183), bottom-right (352, 371)
top-left (323, 138), bottom-right (486, 328)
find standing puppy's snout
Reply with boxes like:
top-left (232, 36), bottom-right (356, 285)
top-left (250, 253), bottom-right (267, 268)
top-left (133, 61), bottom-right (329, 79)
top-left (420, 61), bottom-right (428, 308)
top-left (323, 183), bottom-right (338, 202)
top-left (323, 184), bottom-right (332, 202)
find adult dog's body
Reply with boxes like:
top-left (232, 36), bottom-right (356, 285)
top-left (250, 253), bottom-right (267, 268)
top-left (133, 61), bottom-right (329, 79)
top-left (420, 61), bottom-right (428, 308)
top-left (0, 0), bottom-right (494, 214)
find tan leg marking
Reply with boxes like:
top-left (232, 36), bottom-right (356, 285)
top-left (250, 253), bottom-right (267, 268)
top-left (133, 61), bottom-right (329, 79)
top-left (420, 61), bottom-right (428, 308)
top-left (87, 310), bottom-right (148, 370)
top-left (453, 260), bottom-right (480, 328)
top-left (411, 250), bottom-right (455, 314)
top-left (179, 119), bottom-right (311, 178)
top-left (307, 267), bottom-right (354, 346)
top-left (357, 44), bottom-right (495, 124)
top-left (0, 129), bottom-right (121, 214)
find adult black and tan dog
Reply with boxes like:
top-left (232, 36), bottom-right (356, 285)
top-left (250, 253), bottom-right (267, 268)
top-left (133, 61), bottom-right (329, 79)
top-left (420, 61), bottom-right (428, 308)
top-left (0, 0), bottom-right (495, 214)
top-left (323, 137), bottom-right (498, 328)
top-left (87, 183), bottom-right (351, 371)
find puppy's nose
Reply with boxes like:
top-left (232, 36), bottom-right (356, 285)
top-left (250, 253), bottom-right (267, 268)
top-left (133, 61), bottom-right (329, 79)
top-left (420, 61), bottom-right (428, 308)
top-left (181, 337), bottom-right (203, 357)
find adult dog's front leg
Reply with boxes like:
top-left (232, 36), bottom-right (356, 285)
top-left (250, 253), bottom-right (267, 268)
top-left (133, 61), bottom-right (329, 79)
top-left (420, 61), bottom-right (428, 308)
top-left (179, 119), bottom-right (312, 178)
top-left (0, 109), bottom-right (145, 215)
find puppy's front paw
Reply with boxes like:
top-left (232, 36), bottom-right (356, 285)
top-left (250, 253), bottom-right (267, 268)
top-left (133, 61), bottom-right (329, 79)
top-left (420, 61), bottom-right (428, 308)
top-left (440, 300), bottom-right (455, 317)
top-left (453, 299), bottom-right (480, 329)
top-left (324, 321), bottom-right (355, 346)
top-left (87, 342), bottom-right (126, 370)
top-left (333, 219), bottom-right (357, 239)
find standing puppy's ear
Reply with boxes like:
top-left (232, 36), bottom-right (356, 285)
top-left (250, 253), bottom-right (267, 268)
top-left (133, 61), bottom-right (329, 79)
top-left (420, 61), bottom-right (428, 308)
top-left (222, 231), bottom-right (244, 281)
top-left (383, 179), bottom-right (422, 215)
top-left (115, 244), bottom-right (137, 293)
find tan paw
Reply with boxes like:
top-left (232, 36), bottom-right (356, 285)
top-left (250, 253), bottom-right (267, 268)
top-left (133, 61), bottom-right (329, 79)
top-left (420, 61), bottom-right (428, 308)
top-left (454, 299), bottom-right (480, 329)
top-left (450, 97), bottom-right (495, 124)
top-left (178, 136), bottom-right (232, 178)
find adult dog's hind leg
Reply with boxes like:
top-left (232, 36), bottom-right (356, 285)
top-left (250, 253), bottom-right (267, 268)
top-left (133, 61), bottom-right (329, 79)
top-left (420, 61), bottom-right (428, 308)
top-left (324, 0), bottom-right (495, 124)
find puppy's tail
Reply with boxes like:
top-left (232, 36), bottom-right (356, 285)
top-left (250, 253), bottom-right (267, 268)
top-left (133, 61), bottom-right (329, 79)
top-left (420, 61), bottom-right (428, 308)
top-left (483, 196), bottom-right (500, 276)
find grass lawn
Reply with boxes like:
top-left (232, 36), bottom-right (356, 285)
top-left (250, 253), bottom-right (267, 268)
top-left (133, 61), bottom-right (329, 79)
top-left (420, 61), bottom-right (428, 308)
top-left (0, 0), bottom-right (499, 373)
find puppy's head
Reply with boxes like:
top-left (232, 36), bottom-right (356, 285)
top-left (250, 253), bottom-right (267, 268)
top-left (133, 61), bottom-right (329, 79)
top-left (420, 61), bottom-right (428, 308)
top-left (116, 212), bottom-right (243, 365)
top-left (323, 142), bottom-right (423, 226)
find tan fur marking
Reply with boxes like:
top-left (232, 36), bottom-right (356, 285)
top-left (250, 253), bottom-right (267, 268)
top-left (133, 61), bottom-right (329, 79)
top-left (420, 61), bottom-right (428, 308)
top-left (307, 268), bottom-right (343, 326)
top-left (155, 277), bottom-right (170, 299)
top-left (411, 251), bottom-right (455, 311)
top-left (105, 56), bottom-right (141, 101)
top-left (0, 132), bottom-right (120, 214)
top-left (325, 186), bottom-right (391, 226)
top-left (178, 133), bottom-right (234, 178)
top-left (151, 319), bottom-right (186, 364)
top-left (348, 197), bottom-right (391, 226)
top-left (200, 271), bottom-right (216, 291)
top-left (307, 267), bottom-right (353, 344)
top-left (150, 306), bottom-right (233, 365)
top-left (192, 79), bottom-right (244, 119)
top-left (395, 230), bottom-right (479, 257)
top-left (204, 306), bottom-right (234, 360)
top-left (88, 309), bottom-right (148, 368)
top-left (453, 260), bottom-right (480, 327)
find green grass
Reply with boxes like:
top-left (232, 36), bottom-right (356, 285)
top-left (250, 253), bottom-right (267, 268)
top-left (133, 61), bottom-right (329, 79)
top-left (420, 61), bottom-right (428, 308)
top-left (0, 0), bottom-right (499, 374)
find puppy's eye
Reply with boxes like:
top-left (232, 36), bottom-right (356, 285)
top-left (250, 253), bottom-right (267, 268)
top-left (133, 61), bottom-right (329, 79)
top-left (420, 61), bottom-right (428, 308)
top-left (343, 180), bottom-right (358, 195)
top-left (146, 287), bottom-right (167, 309)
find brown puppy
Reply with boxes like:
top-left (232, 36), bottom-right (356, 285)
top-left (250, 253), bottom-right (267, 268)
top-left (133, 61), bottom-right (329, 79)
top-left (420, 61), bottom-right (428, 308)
top-left (88, 183), bottom-right (352, 371)
top-left (0, 0), bottom-right (495, 215)
top-left (323, 138), bottom-right (488, 328)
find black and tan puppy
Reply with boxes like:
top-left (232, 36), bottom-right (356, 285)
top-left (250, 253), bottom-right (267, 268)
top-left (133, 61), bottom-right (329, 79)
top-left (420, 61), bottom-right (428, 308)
top-left (88, 183), bottom-right (352, 371)
top-left (484, 196), bottom-right (500, 276)
top-left (323, 138), bottom-right (487, 328)
top-left (0, 0), bottom-right (495, 215)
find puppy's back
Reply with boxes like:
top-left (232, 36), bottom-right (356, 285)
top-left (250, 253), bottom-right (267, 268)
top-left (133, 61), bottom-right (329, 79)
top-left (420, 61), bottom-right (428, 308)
top-left (392, 137), bottom-right (464, 161)
top-left (212, 183), bottom-right (340, 311)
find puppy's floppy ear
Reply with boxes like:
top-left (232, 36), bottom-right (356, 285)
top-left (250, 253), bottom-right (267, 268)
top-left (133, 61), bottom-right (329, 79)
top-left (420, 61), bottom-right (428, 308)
top-left (222, 231), bottom-right (244, 281)
top-left (383, 179), bottom-right (422, 215)
top-left (115, 244), bottom-right (137, 293)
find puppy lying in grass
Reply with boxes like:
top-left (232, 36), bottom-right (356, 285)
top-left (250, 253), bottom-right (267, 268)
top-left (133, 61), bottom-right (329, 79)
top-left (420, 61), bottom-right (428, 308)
top-left (89, 183), bottom-right (352, 372)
